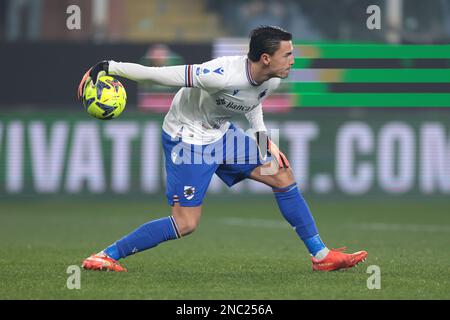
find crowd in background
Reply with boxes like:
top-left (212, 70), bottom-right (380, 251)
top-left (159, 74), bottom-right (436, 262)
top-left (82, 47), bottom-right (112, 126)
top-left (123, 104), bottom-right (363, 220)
top-left (1, 0), bottom-right (450, 43)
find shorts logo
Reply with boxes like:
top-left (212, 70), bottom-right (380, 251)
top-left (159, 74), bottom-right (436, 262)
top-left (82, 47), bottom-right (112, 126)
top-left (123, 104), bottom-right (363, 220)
top-left (184, 186), bottom-right (195, 200)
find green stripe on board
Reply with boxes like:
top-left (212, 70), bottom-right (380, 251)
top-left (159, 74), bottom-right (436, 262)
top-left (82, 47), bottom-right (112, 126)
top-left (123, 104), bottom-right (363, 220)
top-left (291, 82), bottom-right (450, 93)
top-left (290, 69), bottom-right (450, 82)
top-left (292, 44), bottom-right (450, 58)
top-left (294, 93), bottom-right (450, 107)
top-left (293, 58), bottom-right (313, 68)
top-left (293, 58), bottom-right (450, 69)
top-left (290, 83), bottom-right (328, 93)
top-left (343, 69), bottom-right (450, 82)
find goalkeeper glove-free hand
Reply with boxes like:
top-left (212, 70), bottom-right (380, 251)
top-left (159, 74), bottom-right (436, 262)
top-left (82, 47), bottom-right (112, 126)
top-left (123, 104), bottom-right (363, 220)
top-left (256, 131), bottom-right (290, 168)
top-left (77, 60), bottom-right (109, 100)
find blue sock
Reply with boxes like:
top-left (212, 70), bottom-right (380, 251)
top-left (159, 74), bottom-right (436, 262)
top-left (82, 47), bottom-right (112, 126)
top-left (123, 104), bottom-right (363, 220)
top-left (273, 183), bottom-right (326, 256)
top-left (104, 216), bottom-right (180, 260)
top-left (104, 242), bottom-right (121, 260)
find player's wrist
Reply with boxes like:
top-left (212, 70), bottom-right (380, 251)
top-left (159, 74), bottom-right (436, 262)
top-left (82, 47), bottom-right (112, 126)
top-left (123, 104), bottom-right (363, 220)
top-left (89, 60), bottom-right (110, 83)
top-left (255, 131), bottom-right (269, 159)
top-left (256, 131), bottom-right (269, 146)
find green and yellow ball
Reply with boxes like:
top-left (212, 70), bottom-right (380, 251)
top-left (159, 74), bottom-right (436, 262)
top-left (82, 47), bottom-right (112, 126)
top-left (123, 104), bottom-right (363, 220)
top-left (82, 75), bottom-right (127, 120)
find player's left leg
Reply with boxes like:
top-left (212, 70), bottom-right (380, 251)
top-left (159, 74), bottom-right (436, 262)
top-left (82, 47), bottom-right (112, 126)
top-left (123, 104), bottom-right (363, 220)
top-left (215, 124), bottom-right (367, 271)
top-left (249, 161), bottom-right (367, 271)
top-left (215, 126), bottom-right (333, 263)
top-left (249, 163), bottom-right (330, 258)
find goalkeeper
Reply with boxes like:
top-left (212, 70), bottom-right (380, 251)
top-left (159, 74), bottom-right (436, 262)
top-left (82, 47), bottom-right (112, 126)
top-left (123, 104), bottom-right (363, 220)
top-left (78, 26), bottom-right (367, 272)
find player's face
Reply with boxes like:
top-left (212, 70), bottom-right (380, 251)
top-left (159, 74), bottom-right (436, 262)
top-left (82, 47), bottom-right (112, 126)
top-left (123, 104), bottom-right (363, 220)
top-left (268, 40), bottom-right (295, 79)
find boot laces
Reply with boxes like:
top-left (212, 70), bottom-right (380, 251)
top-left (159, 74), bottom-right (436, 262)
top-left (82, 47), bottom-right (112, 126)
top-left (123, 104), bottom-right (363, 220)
top-left (331, 247), bottom-right (347, 253)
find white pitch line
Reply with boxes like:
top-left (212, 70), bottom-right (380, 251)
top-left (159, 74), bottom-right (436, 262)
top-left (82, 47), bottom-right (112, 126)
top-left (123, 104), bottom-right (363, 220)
top-left (346, 223), bottom-right (450, 233)
top-left (219, 217), bottom-right (288, 229)
top-left (219, 217), bottom-right (450, 233)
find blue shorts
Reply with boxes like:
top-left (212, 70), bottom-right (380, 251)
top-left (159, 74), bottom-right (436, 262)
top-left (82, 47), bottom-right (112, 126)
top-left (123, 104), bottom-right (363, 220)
top-left (162, 123), bottom-right (267, 207)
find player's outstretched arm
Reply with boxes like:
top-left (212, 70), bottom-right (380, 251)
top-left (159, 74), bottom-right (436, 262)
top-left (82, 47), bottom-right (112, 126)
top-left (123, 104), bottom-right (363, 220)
top-left (77, 60), bottom-right (186, 99)
top-left (78, 57), bottom-right (227, 99)
top-left (108, 61), bottom-right (187, 86)
top-left (110, 59), bottom-right (226, 94)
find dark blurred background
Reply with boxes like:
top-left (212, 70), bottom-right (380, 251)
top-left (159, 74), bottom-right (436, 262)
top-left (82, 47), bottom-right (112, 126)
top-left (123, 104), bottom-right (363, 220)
top-left (3, 0), bottom-right (450, 43)
top-left (0, 0), bottom-right (449, 199)
top-left (2, 0), bottom-right (450, 108)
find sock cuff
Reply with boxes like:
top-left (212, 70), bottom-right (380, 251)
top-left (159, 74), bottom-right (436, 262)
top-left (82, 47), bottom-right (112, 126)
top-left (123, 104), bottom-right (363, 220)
top-left (169, 216), bottom-right (182, 238)
top-left (272, 183), bottom-right (297, 193)
top-left (303, 234), bottom-right (326, 256)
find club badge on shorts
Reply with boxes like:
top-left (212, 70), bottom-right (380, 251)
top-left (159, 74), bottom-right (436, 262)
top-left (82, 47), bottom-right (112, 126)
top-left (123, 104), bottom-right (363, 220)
top-left (184, 186), bottom-right (195, 200)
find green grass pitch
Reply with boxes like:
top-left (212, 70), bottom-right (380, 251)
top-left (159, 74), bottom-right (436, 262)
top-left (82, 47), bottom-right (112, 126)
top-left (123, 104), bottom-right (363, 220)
top-left (0, 197), bottom-right (449, 299)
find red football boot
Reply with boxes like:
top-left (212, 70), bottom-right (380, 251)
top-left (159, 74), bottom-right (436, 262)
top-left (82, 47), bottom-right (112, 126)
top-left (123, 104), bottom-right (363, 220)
top-left (312, 247), bottom-right (368, 271)
top-left (82, 253), bottom-right (127, 272)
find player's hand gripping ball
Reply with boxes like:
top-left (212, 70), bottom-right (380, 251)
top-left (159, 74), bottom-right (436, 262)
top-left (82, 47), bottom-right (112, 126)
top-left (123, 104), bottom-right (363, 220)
top-left (82, 76), bottom-right (127, 120)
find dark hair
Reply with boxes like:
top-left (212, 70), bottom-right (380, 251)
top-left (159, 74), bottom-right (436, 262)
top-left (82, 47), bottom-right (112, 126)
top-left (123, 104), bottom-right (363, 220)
top-left (248, 26), bottom-right (292, 62)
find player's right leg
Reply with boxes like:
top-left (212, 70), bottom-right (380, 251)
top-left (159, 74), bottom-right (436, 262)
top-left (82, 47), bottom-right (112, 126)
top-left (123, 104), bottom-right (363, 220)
top-left (82, 130), bottom-right (216, 272)
top-left (82, 204), bottom-right (201, 272)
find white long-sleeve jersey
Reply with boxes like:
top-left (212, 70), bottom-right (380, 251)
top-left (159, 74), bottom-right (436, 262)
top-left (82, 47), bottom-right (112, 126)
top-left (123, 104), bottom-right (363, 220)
top-left (109, 55), bottom-right (280, 145)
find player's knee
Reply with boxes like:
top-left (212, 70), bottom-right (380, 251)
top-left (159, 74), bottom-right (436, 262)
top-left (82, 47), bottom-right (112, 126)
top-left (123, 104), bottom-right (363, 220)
top-left (172, 205), bottom-right (202, 236)
top-left (271, 167), bottom-right (295, 188)
top-left (178, 217), bottom-right (200, 236)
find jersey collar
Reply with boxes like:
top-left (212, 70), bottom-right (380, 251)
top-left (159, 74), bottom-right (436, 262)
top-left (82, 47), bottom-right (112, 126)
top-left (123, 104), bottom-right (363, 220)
top-left (246, 58), bottom-right (261, 87)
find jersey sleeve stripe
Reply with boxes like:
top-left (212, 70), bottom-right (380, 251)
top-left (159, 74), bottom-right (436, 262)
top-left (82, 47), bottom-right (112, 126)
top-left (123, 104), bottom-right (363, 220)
top-left (187, 65), bottom-right (193, 87)
top-left (184, 65), bottom-right (188, 87)
top-left (187, 65), bottom-right (191, 87)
